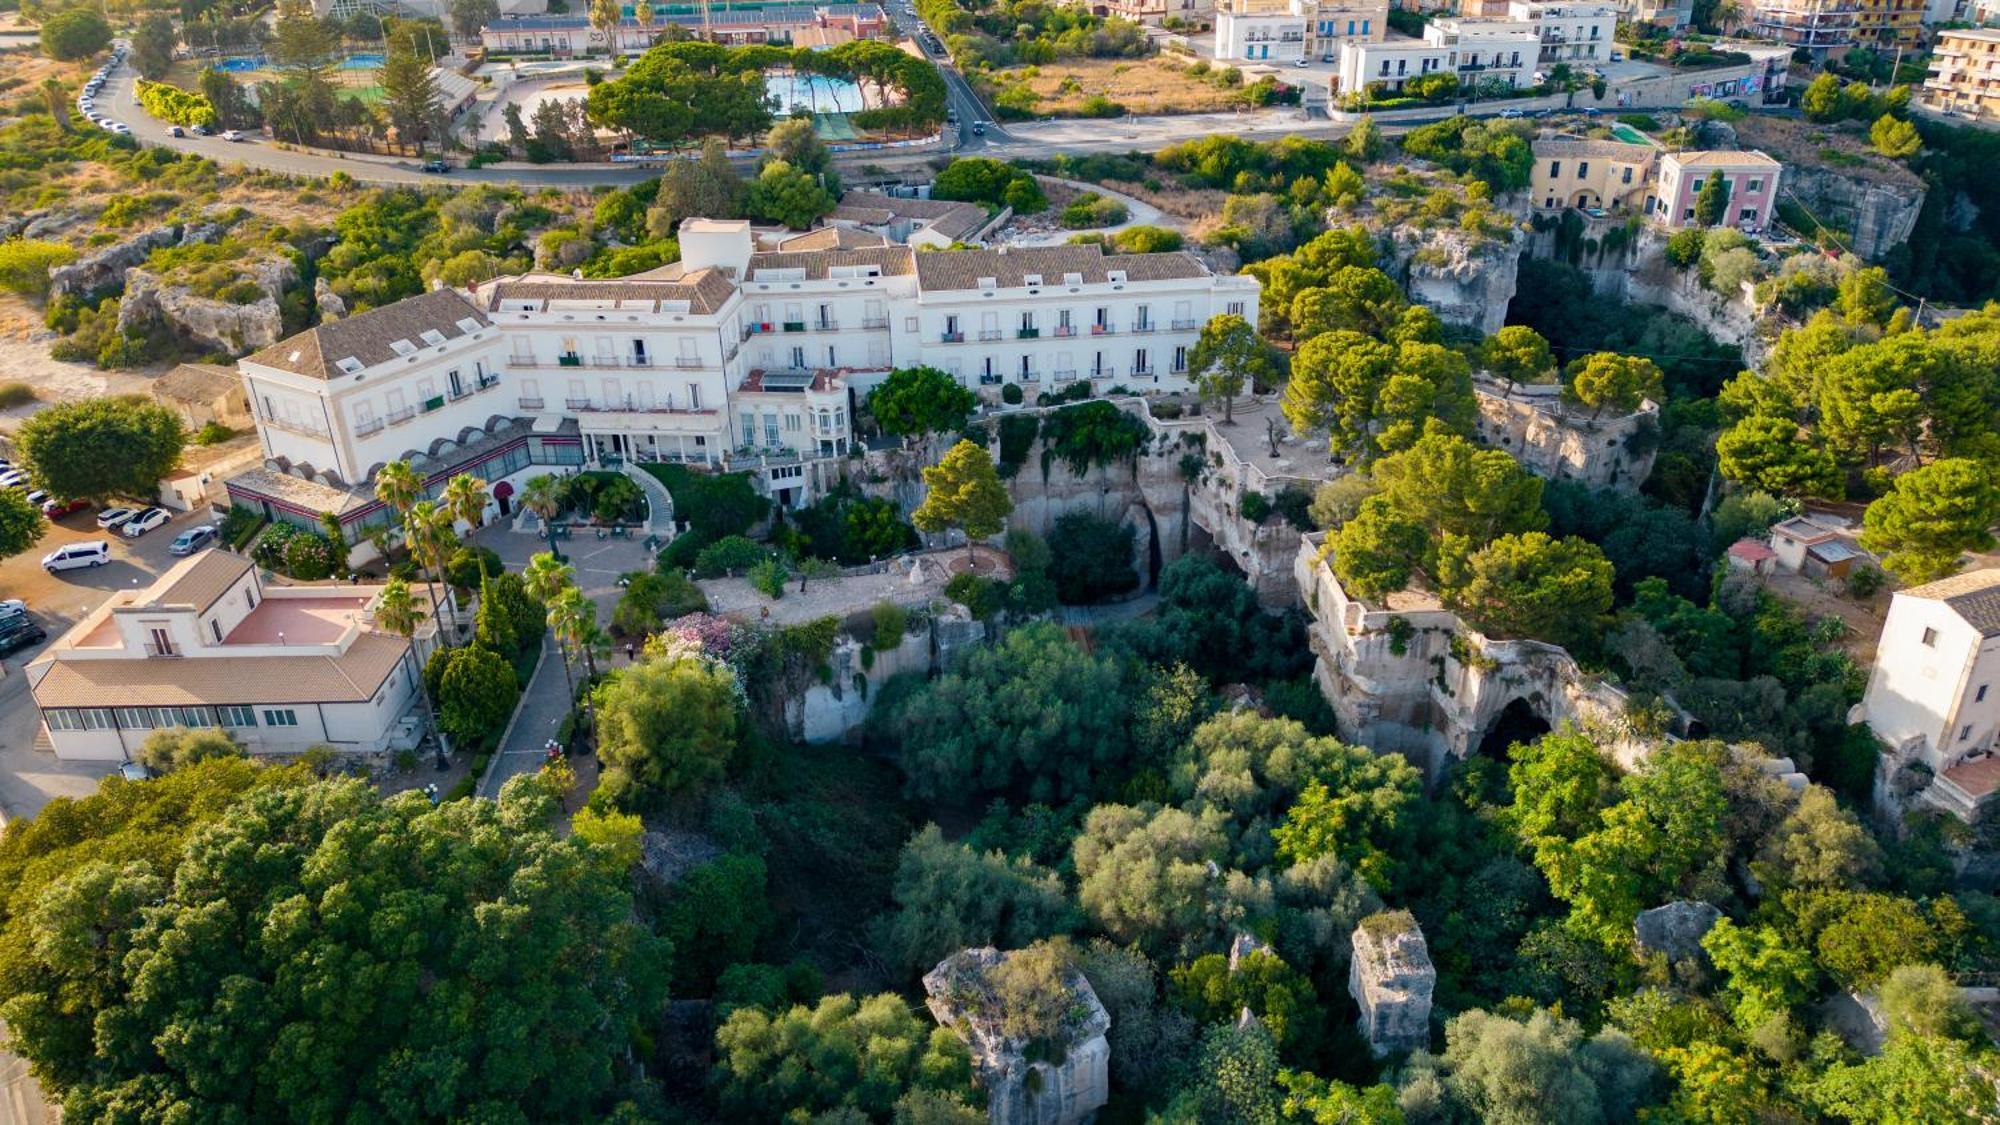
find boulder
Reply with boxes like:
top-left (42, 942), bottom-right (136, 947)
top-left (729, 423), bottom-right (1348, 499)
top-left (117, 251), bottom-right (295, 356)
top-left (48, 225), bottom-right (183, 301)
top-left (1634, 900), bottom-right (1723, 966)
top-left (924, 947), bottom-right (1112, 1125)
top-left (1349, 911), bottom-right (1434, 1057)
top-left (315, 276), bottom-right (348, 320)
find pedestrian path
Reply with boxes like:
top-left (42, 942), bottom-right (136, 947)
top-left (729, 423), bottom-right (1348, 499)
top-left (476, 635), bottom-right (573, 798)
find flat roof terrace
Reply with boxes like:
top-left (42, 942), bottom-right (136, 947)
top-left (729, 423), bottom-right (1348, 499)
top-left (223, 594), bottom-right (373, 646)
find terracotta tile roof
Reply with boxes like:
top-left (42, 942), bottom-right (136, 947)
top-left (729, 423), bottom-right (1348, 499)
top-left (777, 226), bottom-right (890, 251)
top-left (1667, 149), bottom-right (1783, 169)
top-left (1727, 538), bottom-right (1776, 562)
top-left (1903, 568), bottom-right (2000, 637)
top-left (482, 269), bottom-right (737, 314)
top-left (913, 243), bottom-right (1211, 293)
top-left (744, 245), bottom-right (916, 280)
top-left (832, 190), bottom-right (991, 242)
top-left (152, 362), bottom-right (241, 404)
top-left (30, 631), bottom-right (409, 707)
top-left (245, 289), bottom-right (490, 380)
top-left (150, 550), bottom-right (253, 613)
top-left (1532, 138), bottom-right (1656, 161)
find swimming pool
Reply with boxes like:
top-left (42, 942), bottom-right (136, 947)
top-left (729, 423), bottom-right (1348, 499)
top-left (214, 56), bottom-right (262, 72)
top-left (342, 52), bottom-right (384, 69)
top-left (764, 73), bottom-right (864, 116)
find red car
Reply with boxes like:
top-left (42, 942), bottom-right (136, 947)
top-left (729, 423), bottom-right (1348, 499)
top-left (41, 498), bottom-right (89, 519)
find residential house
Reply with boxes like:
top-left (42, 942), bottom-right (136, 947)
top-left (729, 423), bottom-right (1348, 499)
top-left (1860, 567), bottom-right (2000, 820)
top-left (25, 550), bottom-right (447, 762)
top-left (1214, 0), bottom-right (1387, 62)
top-left (1741, 0), bottom-right (1858, 54)
top-left (1503, 0), bottom-right (1616, 65)
top-left (1530, 136), bottom-right (1658, 212)
top-left (1653, 150), bottom-right (1782, 228)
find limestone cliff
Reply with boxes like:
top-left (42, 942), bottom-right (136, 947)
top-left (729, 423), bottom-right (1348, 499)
top-left (48, 225), bottom-right (184, 301)
top-left (118, 251), bottom-right (295, 356)
top-left (1381, 223), bottom-right (1523, 337)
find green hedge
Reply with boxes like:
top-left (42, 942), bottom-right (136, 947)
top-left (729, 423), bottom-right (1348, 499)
top-left (135, 80), bottom-right (217, 128)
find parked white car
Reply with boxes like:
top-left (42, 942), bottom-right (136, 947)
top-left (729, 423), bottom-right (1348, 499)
top-left (96, 506), bottom-right (138, 529)
top-left (120, 507), bottom-right (169, 537)
top-left (0, 469), bottom-right (28, 489)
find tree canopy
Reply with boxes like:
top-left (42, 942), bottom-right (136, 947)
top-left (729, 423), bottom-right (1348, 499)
top-left (17, 397), bottom-right (186, 502)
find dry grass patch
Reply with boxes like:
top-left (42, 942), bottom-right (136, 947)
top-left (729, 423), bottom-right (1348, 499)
top-left (994, 57), bottom-right (1245, 117)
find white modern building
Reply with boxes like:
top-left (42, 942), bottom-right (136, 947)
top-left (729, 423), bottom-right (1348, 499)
top-left (1214, 0), bottom-right (1391, 62)
top-left (1861, 568), bottom-right (2000, 820)
top-left (1336, 17), bottom-right (1538, 94)
top-left (225, 220), bottom-right (1258, 527)
top-left (25, 550), bottom-right (447, 762)
top-left (1504, 0), bottom-right (1616, 65)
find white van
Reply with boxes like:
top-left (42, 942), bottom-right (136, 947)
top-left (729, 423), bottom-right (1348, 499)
top-left (42, 540), bottom-right (110, 572)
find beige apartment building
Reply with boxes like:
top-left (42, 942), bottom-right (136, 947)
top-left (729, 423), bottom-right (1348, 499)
top-left (1530, 138), bottom-right (1660, 213)
top-left (1925, 29), bottom-right (2000, 123)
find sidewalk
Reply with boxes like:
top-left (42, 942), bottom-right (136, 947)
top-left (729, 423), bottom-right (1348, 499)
top-left (477, 634), bottom-right (571, 798)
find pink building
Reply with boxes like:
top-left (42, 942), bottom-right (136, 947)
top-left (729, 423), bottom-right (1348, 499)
top-left (1652, 150), bottom-right (1782, 230)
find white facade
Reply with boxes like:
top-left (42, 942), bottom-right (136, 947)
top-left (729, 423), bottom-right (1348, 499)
top-left (25, 551), bottom-right (443, 762)
top-left (229, 222), bottom-right (1259, 516)
top-left (1336, 17), bottom-right (1539, 93)
top-left (1862, 570), bottom-right (2000, 817)
top-left (1504, 1), bottom-right (1616, 65)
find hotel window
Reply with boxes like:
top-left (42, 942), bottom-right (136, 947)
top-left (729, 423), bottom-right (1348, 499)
top-left (1963, 724), bottom-right (1975, 741)
top-left (784, 412), bottom-right (801, 432)
top-left (1622, 166), bottom-right (1633, 184)
top-left (764, 413), bottom-right (781, 446)
top-left (263, 709), bottom-right (299, 727)
top-left (740, 411), bottom-right (755, 442)
top-left (1173, 346), bottom-right (1188, 372)
top-left (220, 705), bottom-right (259, 726)
top-left (1577, 161), bottom-right (1590, 179)
top-left (1746, 178), bottom-right (1763, 191)
top-left (1979, 684), bottom-right (1990, 702)
top-left (1227, 301), bottom-right (1245, 316)
top-left (1549, 160), bottom-right (1561, 177)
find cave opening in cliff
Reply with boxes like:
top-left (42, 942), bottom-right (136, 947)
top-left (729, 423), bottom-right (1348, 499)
top-left (1476, 698), bottom-right (1552, 763)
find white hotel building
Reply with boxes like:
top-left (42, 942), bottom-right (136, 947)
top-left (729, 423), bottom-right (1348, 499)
top-left (225, 219), bottom-right (1258, 530)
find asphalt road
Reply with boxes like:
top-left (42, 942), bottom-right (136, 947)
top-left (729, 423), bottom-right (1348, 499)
top-left (0, 501), bottom-right (222, 823)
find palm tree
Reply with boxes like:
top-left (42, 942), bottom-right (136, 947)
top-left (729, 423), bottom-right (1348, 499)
top-left (548, 585), bottom-right (603, 734)
top-left (375, 459), bottom-right (422, 518)
top-left (634, 0), bottom-right (655, 38)
top-left (374, 577), bottom-right (448, 768)
top-left (520, 473), bottom-right (567, 562)
top-left (441, 473), bottom-right (489, 535)
top-left (525, 550), bottom-right (580, 707)
top-left (405, 500), bottom-right (459, 649)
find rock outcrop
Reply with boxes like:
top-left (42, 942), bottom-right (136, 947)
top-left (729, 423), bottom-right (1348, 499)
top-left (1383, 224), bottom-right (1523, 337)
top-left (1783, 164), bottom-right (1924, 262)
top-left (1349, 911), bottom-right (1434, 1057)
top-left (315, 276), bottom-right (348, 320)
top-left (924, 947), bottom-right (1112, 1125)
top-left (118, 251), bottom-right (295, 355)
top-left (1634, 901), bottom-right (1723, 966)
top-left (1472, 376), bottom-right (1659, 490)
top-left (48, 225), bottom-right (183, 301)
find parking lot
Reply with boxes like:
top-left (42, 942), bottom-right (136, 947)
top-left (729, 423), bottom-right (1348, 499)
top-left (0, 500), bottom-right (222, 822)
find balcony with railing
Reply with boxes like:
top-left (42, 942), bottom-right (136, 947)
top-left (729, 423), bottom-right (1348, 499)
top-left (143, 642), bottom-right (181, 658)
top-left (263, 413), bottom-right (333, 439)
top-left (815, 319), bottom-right (838, 331)
top-left (386, 406), bottom-right (416, 427)
top-left (941, 330), bottom-right (965, 343)
top-left (1018, 327), bottom-right (1040, 339)
top-left (674, 356), bottom-right (704, 369)
top-left (782, 321), bottom-right (808, 333)
top-left (353, 418), bottom-right (385, 438)
top-left (1054, 324), bottom-right (1076, 337)
top-left (1133, 366), bottom-right (1155, 378)
top-left (1132, 321), bottom-right (1155, 334)
top-left (557, 353), bottom-right (583, 367)
top-left (421, 395), bottom-right (446, 414)
top-left (745, 322), bottom-right (774, 337)
top-left (628, 354), bottom-right (653, 367)
top-left (1019, 369), bottom-right (1040, 381)
top-left (1170, 318), bottom-right (1199, 330)
top-left (1052, 368), bottom-right (1077, 379)
top-left (861, 315), bottom-right (890, 329)
top-left (1091, 323), bottom-right (1115, 336)
top-left (476, 374), bottom-right (501, 391)
top-left (565, 397), bottom-right (592, 410)
top-left (978, 329), bottom-right (1004, 341)
top-left (1090, 366), bottom-right (1117, 379)
top-left (518, 396), bottom-right (546, 410)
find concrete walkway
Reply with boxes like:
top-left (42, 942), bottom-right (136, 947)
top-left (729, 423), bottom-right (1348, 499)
top-left (477, 635), bottom-right (574, 798)
top-left (622, 463), bottom-right (677, 535)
